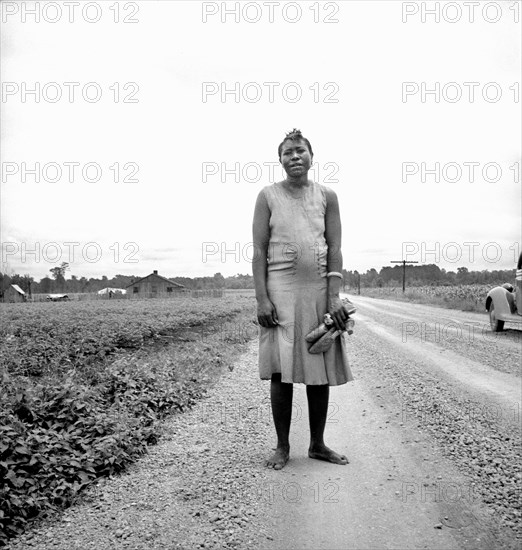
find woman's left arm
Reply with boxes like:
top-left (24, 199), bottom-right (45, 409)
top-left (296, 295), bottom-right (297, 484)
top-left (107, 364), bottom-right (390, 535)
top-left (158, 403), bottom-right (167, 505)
top-left (324, 187), bottom-right (348, 330)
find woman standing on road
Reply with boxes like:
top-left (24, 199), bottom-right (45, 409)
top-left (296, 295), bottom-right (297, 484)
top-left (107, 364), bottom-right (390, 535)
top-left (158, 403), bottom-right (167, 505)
top-left (252, 129), bottom-right (354, 470)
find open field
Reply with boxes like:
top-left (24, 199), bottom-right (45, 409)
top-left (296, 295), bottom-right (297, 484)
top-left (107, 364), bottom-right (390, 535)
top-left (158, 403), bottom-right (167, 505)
top-left (351, 284), bottom-right (495, 313)
top-left (0, 296), bottom-right (257, 545)
top-left (25, 289), bottom-right (225, 302)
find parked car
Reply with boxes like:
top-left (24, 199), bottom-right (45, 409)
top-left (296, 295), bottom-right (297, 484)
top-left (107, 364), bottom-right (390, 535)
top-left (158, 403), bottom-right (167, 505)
top-left (46, 294), bottom-right (69, 302)
top-left (485, 253), bottom-right (522, 331)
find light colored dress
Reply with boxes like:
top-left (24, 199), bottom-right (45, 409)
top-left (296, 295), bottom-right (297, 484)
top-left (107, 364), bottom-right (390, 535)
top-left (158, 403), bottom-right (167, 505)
top-left (258, 181), bottom-right (354, 386)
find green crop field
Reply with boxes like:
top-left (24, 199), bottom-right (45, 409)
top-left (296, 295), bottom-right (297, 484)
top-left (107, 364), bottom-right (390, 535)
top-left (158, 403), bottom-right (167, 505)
top-left (354, 284), bottom-right (493, 312)
top-left (0, 296), bottom-right (257, 544)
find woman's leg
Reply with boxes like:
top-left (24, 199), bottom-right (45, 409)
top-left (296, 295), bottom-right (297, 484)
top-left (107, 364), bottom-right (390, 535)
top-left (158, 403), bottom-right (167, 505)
top-left (306, 384), bottom-right (349, 464)
top-left (266, 373), bottom-right (293, 470)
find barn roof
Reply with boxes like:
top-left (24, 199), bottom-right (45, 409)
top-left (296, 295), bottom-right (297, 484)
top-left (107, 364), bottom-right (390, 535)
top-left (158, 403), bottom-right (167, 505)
top-left (125, 272), bottom-right (185, 289)
top-left (11, 284), bottom-right (25, 295)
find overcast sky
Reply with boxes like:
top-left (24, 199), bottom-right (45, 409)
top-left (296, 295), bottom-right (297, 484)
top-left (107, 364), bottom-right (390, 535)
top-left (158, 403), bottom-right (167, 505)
top-left (1, 0), bottom-right (520, 280)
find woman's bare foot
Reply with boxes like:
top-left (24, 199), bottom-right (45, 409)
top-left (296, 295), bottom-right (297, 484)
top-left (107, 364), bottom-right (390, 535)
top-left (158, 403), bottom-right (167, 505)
top-left (266, 446), bottom-right (290, 470)
top-left (308, 444), bottom-right (348, 465)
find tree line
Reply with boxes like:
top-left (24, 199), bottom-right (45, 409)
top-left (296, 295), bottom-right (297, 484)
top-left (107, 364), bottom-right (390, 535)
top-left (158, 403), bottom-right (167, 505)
top-left (343, 264), bottom-right (516, 289)
top-left (0, 263), bottom-right (516, 297)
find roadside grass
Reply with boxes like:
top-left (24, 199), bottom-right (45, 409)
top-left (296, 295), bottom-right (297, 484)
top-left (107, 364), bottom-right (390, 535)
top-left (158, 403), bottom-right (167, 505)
top-left (0, 297), bottom-right (257, 546)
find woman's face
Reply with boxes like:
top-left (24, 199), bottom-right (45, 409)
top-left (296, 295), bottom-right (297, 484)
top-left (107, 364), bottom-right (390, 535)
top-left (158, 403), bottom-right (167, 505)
top-left (280, 139), bottom-right (313, 177)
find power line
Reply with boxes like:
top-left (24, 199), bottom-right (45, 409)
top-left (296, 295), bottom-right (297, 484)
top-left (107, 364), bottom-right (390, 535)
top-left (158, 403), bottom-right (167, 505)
top-left (390, 260), bottom-right (419, 292)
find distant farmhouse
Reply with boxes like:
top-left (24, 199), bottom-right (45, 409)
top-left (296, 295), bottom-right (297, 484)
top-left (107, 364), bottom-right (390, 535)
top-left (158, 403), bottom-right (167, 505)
top-left (126, 270), bottom-right (185, 297)
top-left (2, 284), bottom-right (27, 303)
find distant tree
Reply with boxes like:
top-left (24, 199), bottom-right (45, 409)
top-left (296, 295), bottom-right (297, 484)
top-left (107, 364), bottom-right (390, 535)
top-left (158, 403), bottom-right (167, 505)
top-left (50, 262), bottom-right (69, 292)
top-left (342, 270), bottom-right (359, 290)
top-left (446, 271), bottom-right (456, 284)
top-left (39, 277), bottom-right (53, 293)
top-left (0, 272), bottom-right (12, 293)
top-left (110, 274), bottom-right (135, 289)
top-left (363, 268), bottom-right (378, 287)
top-left (224, 273), bottom-right (254, 289)
top-left (88, 277), bottom-right (103, 292)
top-left (456, 267), bottom-right (469, 285)
top-left (213, 272), bottom-right (226, 289)
top-left (49, 262), bottom-right (69, 279)
top-left (79, 276), bottom-right (89, 292)
top-left (226, 278), bottom-right (243, 289)
top-left (68, 275), bottom-right (81, 293)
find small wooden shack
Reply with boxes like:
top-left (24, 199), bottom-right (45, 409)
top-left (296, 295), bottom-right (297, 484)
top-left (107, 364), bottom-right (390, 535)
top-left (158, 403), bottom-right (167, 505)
top-left (2, 284), bottom-right (27, 303)
top-left (126, 270), bottom-right (185, 298)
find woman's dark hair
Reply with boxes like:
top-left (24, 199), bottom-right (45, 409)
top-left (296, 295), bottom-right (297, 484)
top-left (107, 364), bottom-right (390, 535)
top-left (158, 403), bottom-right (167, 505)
top-left (278, 128), bottom-right (314, 160)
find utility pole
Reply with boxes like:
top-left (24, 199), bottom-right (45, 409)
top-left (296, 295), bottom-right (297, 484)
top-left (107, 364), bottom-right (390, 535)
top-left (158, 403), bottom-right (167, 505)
top-left (390, 260), bottom-right (418, 292)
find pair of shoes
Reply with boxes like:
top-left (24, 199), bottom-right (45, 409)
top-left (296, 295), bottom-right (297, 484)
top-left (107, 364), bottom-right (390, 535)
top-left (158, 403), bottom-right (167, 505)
top-left (307, 325), bottom-right (343, 353)
top-left (305, 299), bottom-right (356, 354)
top-left (306, 321), bottom-right (355, 353)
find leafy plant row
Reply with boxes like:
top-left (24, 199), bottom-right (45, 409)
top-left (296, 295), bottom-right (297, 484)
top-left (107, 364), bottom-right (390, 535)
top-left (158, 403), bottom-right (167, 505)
top-left (0, 296), bottom-right (256, 545)
top-left (0, 297), bottom-right (245, 378)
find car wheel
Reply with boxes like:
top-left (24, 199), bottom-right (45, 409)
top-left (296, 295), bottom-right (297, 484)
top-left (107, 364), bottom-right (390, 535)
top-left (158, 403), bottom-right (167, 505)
top-left (489, 303), bottom-right (505, 332)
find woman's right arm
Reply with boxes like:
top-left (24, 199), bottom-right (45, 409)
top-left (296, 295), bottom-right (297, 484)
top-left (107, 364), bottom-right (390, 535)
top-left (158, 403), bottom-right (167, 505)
top-left (252, 189), bottom-right (278, 327)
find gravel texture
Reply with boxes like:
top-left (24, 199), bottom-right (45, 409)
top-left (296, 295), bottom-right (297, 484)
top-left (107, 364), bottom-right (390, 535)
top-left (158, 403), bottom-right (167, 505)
top-left (5, 341), bottom-right (277, 550)
top-left (355, 296), bottom-right (522, 376)
top-left (349, 297), bottom-right (522, 544)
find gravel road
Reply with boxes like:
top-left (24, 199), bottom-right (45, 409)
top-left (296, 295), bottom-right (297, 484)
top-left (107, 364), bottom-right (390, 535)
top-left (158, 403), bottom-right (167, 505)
top-left (5, 296), bottom-right (521, 549)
